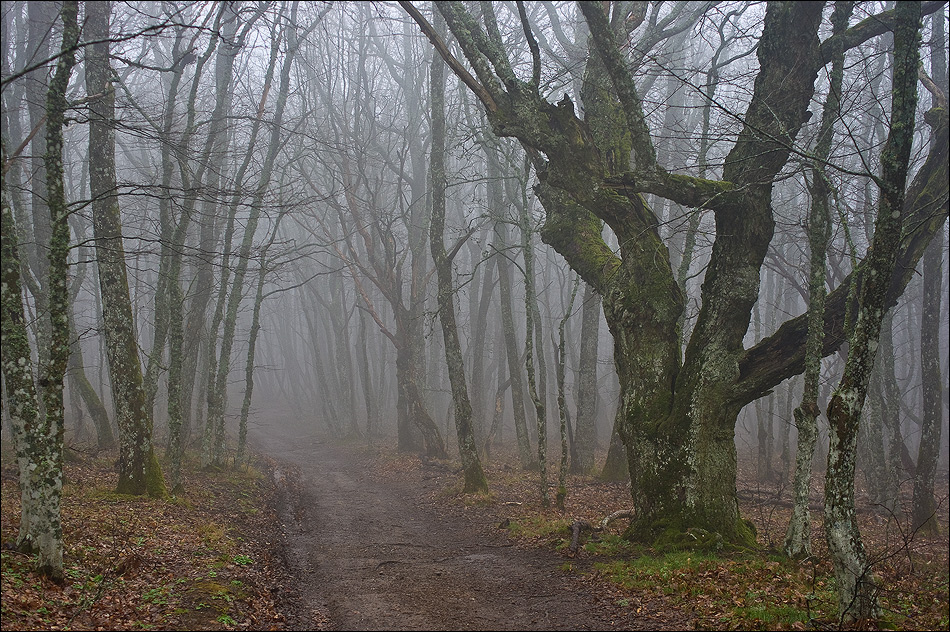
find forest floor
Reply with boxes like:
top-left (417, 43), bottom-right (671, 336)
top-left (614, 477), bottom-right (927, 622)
top-left (1, 417), bottom-right (948, 631)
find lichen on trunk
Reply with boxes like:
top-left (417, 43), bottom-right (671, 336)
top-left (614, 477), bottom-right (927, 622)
top-left (86, 0), bottom-right (166, 498)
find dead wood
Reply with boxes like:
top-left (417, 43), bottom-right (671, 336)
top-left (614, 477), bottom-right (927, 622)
top-left (568, 509), bottom-right (636, 554)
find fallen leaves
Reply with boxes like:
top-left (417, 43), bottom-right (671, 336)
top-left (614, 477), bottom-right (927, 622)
top-left (1, 449), bottom-right (290, 631)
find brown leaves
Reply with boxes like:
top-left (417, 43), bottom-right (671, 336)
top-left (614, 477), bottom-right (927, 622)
top-left (1, 450), bottom-right (291, 631)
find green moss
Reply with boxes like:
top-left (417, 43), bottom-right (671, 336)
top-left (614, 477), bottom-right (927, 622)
top-left (146, 450), bottom-right (168, 499)
top-left (625, 514), bottom-right (758, 553)
top-left (582, 533), bottom-right (635, 556)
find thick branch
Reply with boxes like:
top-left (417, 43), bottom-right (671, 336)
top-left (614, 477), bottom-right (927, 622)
top-left (819, 0), bottom-right (944, 61)
top-left (578, 1), bottom-right (657, 170)
top-left (736, 108), bottom-right (949, 404)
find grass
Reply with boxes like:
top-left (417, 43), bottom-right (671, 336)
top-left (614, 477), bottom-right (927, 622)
top-left (432, 444), bottom-right (949, 631)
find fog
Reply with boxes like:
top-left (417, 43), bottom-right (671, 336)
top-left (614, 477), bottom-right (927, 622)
top-left (2, 0), bottom-right (948, 536)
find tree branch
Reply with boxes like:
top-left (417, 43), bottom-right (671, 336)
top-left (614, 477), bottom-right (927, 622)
top-left (399, 1), bottom-right (497, 112)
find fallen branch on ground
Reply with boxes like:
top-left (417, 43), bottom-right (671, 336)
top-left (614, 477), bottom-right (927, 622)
top-left (568, 509), bottom-right (636, 555)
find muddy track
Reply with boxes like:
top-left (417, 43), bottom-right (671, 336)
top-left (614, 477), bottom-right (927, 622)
top-left (252, 428), bottom-right (674, 631)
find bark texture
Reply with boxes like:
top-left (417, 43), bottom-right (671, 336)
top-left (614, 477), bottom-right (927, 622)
top-left (785, 0), bottom-right (853, 559)
top-left (428, 13), bottom-right (489, 493)
top-left (823, 2), bottom-right (921, 622)
top-left (86, 0), bottom-right (166, 497)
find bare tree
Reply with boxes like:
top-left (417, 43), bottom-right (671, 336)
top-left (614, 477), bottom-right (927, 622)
top-left (87, 0), bottom-right (166, 497)
top-left (403, 1), bottom-right (948, 550)
top-left (429, 8), bottom-right (488, 492)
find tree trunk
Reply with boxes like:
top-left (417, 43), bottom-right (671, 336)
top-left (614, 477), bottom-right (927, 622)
top-left (555, 275), bottom-right (580, 508)
top-left (521, 161), bottom-right (550, 506)
top-left (912, 224), bottom-right (944, 535)
top-left (572, 283), bottom-right (600, 474)
top-left (824, 3), bottom-right (920, 622)
top-left (66, 329), bottom-right (114, 450)
top-left (2, 0), bottom-right (81, 580)
top-left (487, 147), bottom-right (532, 468)
top-left (1, 142), bottom-right (44, 560)
top-left (428, 16), bottom-right (488, 493)
top-left (86, 0), bottom-right (166, 498)
top-left (785, 0), bottom-right (852, 558)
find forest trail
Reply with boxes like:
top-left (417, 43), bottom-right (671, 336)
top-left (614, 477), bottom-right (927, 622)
top-left (250, 421), bottom-right (678, 631)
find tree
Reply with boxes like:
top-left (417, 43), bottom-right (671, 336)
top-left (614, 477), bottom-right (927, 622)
top-left (404, 0), bottom-right (948, 547)
top-left (571, 283), bottom-right (600, 474)
top-left (204, 0), bottom-right (302, 467)
top-left (428, 8), bottom-right (488, 493)
top-left (86, 0), bottom-right (166, 497)
top-left (784, 0), bottom-right (853, 559)
top-left (823, 4), bottom-right (922, 620)
top-left (912, 6), bottom-right (948, 538)
top-left (0, 0), bottom-right (79, 580)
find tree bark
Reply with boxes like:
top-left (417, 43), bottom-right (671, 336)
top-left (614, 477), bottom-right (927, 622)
top-left (572, 283), bottom-right (600, 474)
top-left (912, 224), bottom-right (944, 535)
top-left (824, 2), bottom-right (920, 622)
top-left (555, 274), bottom-right (580, 508)
top-left (86, 0), bottom-right (166, 498)
top-left (428, 12), bottom-right (488, 493)
top-left (912, 6), bottom-right (947, 537)
top-left (1, 0), bottom-right (80, 580)
top-left (785, 0), bottom-right (853, 559)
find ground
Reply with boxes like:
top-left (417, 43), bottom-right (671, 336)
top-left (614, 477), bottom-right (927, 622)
top-left (1, 417), bottom-right (948, 630)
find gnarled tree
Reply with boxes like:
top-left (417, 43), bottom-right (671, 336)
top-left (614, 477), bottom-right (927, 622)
top-left (403, 0), bottom-right (949, 546)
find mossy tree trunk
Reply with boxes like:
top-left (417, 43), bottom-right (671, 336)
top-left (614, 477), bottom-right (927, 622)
top-left (0, 0), bottom-right (79, 580)
top-left (23, 0), bottom-right (56, 373)
top-left (824, 2), bottom-right (920, 622)
top-left (405, 1), bottom-right (948, 548)
top-left (1, 141), bottom-right (44, 559)
top-left (428, 13), bottom-right (488, 492)
top-left (784, 0), bottom-right (853, 559)
top-left (33, 0), bottom-right (77, 577)
top-left (912, 6), bottom-right (947, 537)
top-left (86, 0), bottom-right (166, 498)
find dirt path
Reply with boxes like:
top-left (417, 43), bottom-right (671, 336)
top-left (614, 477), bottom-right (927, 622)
top-left (252, 426), bottom-right (674, 631)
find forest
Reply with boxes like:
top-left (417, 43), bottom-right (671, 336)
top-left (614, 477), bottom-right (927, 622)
top-left (1, 1), bottom-right (948, 630)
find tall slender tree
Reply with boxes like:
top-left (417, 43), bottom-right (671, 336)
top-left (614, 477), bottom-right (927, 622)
top-left (428, 8), bottom-right (488, 492)
top-left (86, 0), bottom-right (166, 497)
top-left (0, 0), bottom-right (79, 580)
top-left (823, 2), bottom-right (921, 621)
top-left (785, 0), bottom-right (853, 559)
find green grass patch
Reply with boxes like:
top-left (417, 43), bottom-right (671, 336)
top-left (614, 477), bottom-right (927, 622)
top-left (591, 549), bottom-right (843, 627)
top-left (582, 533), bottom-right (636, 556)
